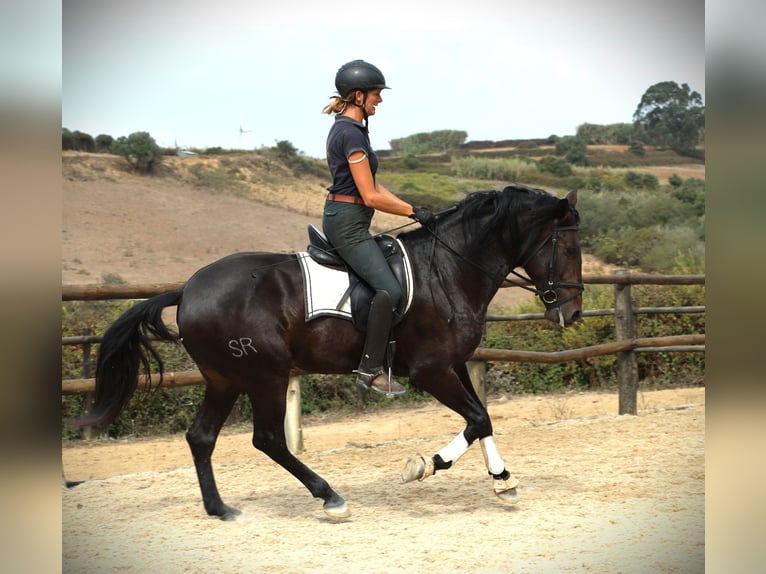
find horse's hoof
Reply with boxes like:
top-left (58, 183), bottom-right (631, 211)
top-left (323, 498), bottom-right (350, 519)
top-left (401, 454), bottom-right (434, 483)
top-left (215, 505), bottom-right (242, 521)
top-left (495, 487), bottom-right (520, 505)
top-left (401, 455), bottom-right (425, 483)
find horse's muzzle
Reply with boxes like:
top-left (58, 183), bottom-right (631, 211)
top-left (545, 305), bottom-right (582, 327)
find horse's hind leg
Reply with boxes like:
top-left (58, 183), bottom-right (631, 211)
top-left (185, 377), bottom-right (242, 520)
top-left (246, 381), bottom-right (350, 519)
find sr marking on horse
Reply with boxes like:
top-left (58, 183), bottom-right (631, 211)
top-left (228, 338), bottom-right (258, 358)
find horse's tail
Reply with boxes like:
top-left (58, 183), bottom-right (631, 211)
top-left (75, 288), bottom-right (184, 429)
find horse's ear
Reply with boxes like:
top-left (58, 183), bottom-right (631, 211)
top-left (556, 190), bottom-right (578, 222)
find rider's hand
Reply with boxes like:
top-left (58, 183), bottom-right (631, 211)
top-left (410, 206), bottom-right (435, 227)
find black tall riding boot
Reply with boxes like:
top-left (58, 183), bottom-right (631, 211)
top-left (354, 291), bottom-right (406, 396)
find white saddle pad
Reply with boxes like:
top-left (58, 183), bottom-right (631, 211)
top-left (296, 238), bottom-right (414, 322)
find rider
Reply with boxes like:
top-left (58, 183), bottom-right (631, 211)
top-left (321, 59), bottom-right (435, 396)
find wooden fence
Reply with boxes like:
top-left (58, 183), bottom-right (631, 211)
top-left (62, 272), bottom-right (704, 452)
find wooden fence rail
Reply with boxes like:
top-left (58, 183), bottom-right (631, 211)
top-left (62, 272), bottom-right (704, 451)
top-left (60, 274), bottom-right (705, 301)
top-left (61, 333), bottom-right (705, 394)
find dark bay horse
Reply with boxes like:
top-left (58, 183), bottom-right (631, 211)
top-left (77, 184), bottom-right (583, 520)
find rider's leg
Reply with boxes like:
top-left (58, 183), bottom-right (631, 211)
top-left (353, 289), bottom-right (406, 395)
top-left (322, 203), bottom-right (405, 395)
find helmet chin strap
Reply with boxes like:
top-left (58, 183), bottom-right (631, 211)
top-left (352, 91), bottom-right (370, 128)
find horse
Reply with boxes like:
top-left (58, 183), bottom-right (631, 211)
top-left (76, 184), bottom-right (583, 520)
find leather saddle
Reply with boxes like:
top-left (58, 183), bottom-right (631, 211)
top-left (306, 224), bottom-right (410, 331)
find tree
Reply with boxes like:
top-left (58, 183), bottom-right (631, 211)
top-left (576, 122), bottom-right (635, 145)
top-left (95, 134), bottom-right (114, 153)
top-left (554, 136), bottom-right (588, 166)
top-left (633, 81), bottom-right (704, 155)
top-left (72, 130), bottom-right (95, 152)
top-left (111, 131), bottom-right (163, 173)
top-left (62, 128), bottom-right (74, 150)
top-left (274, 139), bottom-right (299, 158)
top-left (389, 130), bottom-right (467, 155)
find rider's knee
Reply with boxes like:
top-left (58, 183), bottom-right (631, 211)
top-left (376, 286), bottom-right (401, 309)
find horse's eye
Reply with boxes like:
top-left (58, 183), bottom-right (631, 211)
top-left (565, 247), bottom-right (578, 257)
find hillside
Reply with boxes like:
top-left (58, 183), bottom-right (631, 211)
top-left (62, 152), bottom-right (330, 284)
top-left (62, 151), bottom-right (621, 311)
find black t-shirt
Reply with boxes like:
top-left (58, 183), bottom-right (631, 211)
top-left (325, 115), bottom-right (379, 198)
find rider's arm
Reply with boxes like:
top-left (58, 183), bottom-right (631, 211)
top-left (348, 151), bottom-right (414, 217)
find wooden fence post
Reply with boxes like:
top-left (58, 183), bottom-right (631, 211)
top-left (614, 270), bottom-right (638, 415)
top-left (81, 327), bottom-right (94, 439)
top-left (284, 376), bottom-right (304, 454)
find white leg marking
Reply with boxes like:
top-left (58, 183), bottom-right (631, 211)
top-left (479, 436), bottom-right (506, 476)
top-left (436, 431), bottom-right (470, 464)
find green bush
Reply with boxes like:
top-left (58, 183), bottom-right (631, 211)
top-left (390, 130), bottom-right (468, 155)
top-left (111, 131), bottom-right (163, 174)
top-left (628, 141), bottom-right (646, 156)
top-left (671, 178), bottom-right (705, 217)
top-left (269, 140), bottom-right (327, 178)
top-left (538, 156), bottom-right (573, 177)
top-left (94, 134), bottom-right (114, 153)
top-left (484, 286), bottom-right (617, 394)
top-left (576, 189), bottom-right (703, 272)
top-left (484, 263), bottom-right (704, 396)
top-left (399, 155), bottom-right (420, 170)
top-left (623, 170), bottom-right (659, 190)
top-left (555, 136), bottom-right (589, 166)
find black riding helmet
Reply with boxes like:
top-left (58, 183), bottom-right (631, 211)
top-left (335, 60), bottom-right (390, 96)
top-left (334, 60), bottom-right (390, 127)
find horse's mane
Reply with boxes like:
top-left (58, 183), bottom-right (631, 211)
top-left (456, 184), bottom-right (561, 254)
top-left (398, 184), bottom-right (565, 260)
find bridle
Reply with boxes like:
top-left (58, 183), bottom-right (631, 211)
top-left (504, 218), bottom-right (585, 326)
top-left (423, 210), bottom-right (584, 326)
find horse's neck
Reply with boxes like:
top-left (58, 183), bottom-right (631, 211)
top-left (408, 223), bottom-right (512, 313)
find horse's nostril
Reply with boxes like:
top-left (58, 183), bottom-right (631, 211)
top-left (571, 310), bottom-right (583, 323)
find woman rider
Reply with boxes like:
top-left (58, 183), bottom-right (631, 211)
top-left (321, 59), bottom-right (434, 396)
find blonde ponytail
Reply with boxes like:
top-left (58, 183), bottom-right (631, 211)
top-left (322, 93), bottom-right (355, 115)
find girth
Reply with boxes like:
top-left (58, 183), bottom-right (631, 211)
top-left (306, 224), bottom-right (410, 331)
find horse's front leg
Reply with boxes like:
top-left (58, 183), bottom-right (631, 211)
top-left (479, 435), bottom-right (520, 504)
top-left (401, 363), bottom-right (519, 504)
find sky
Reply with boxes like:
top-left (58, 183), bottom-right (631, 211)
top-left (62, 0), bottom-right (704, 159)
